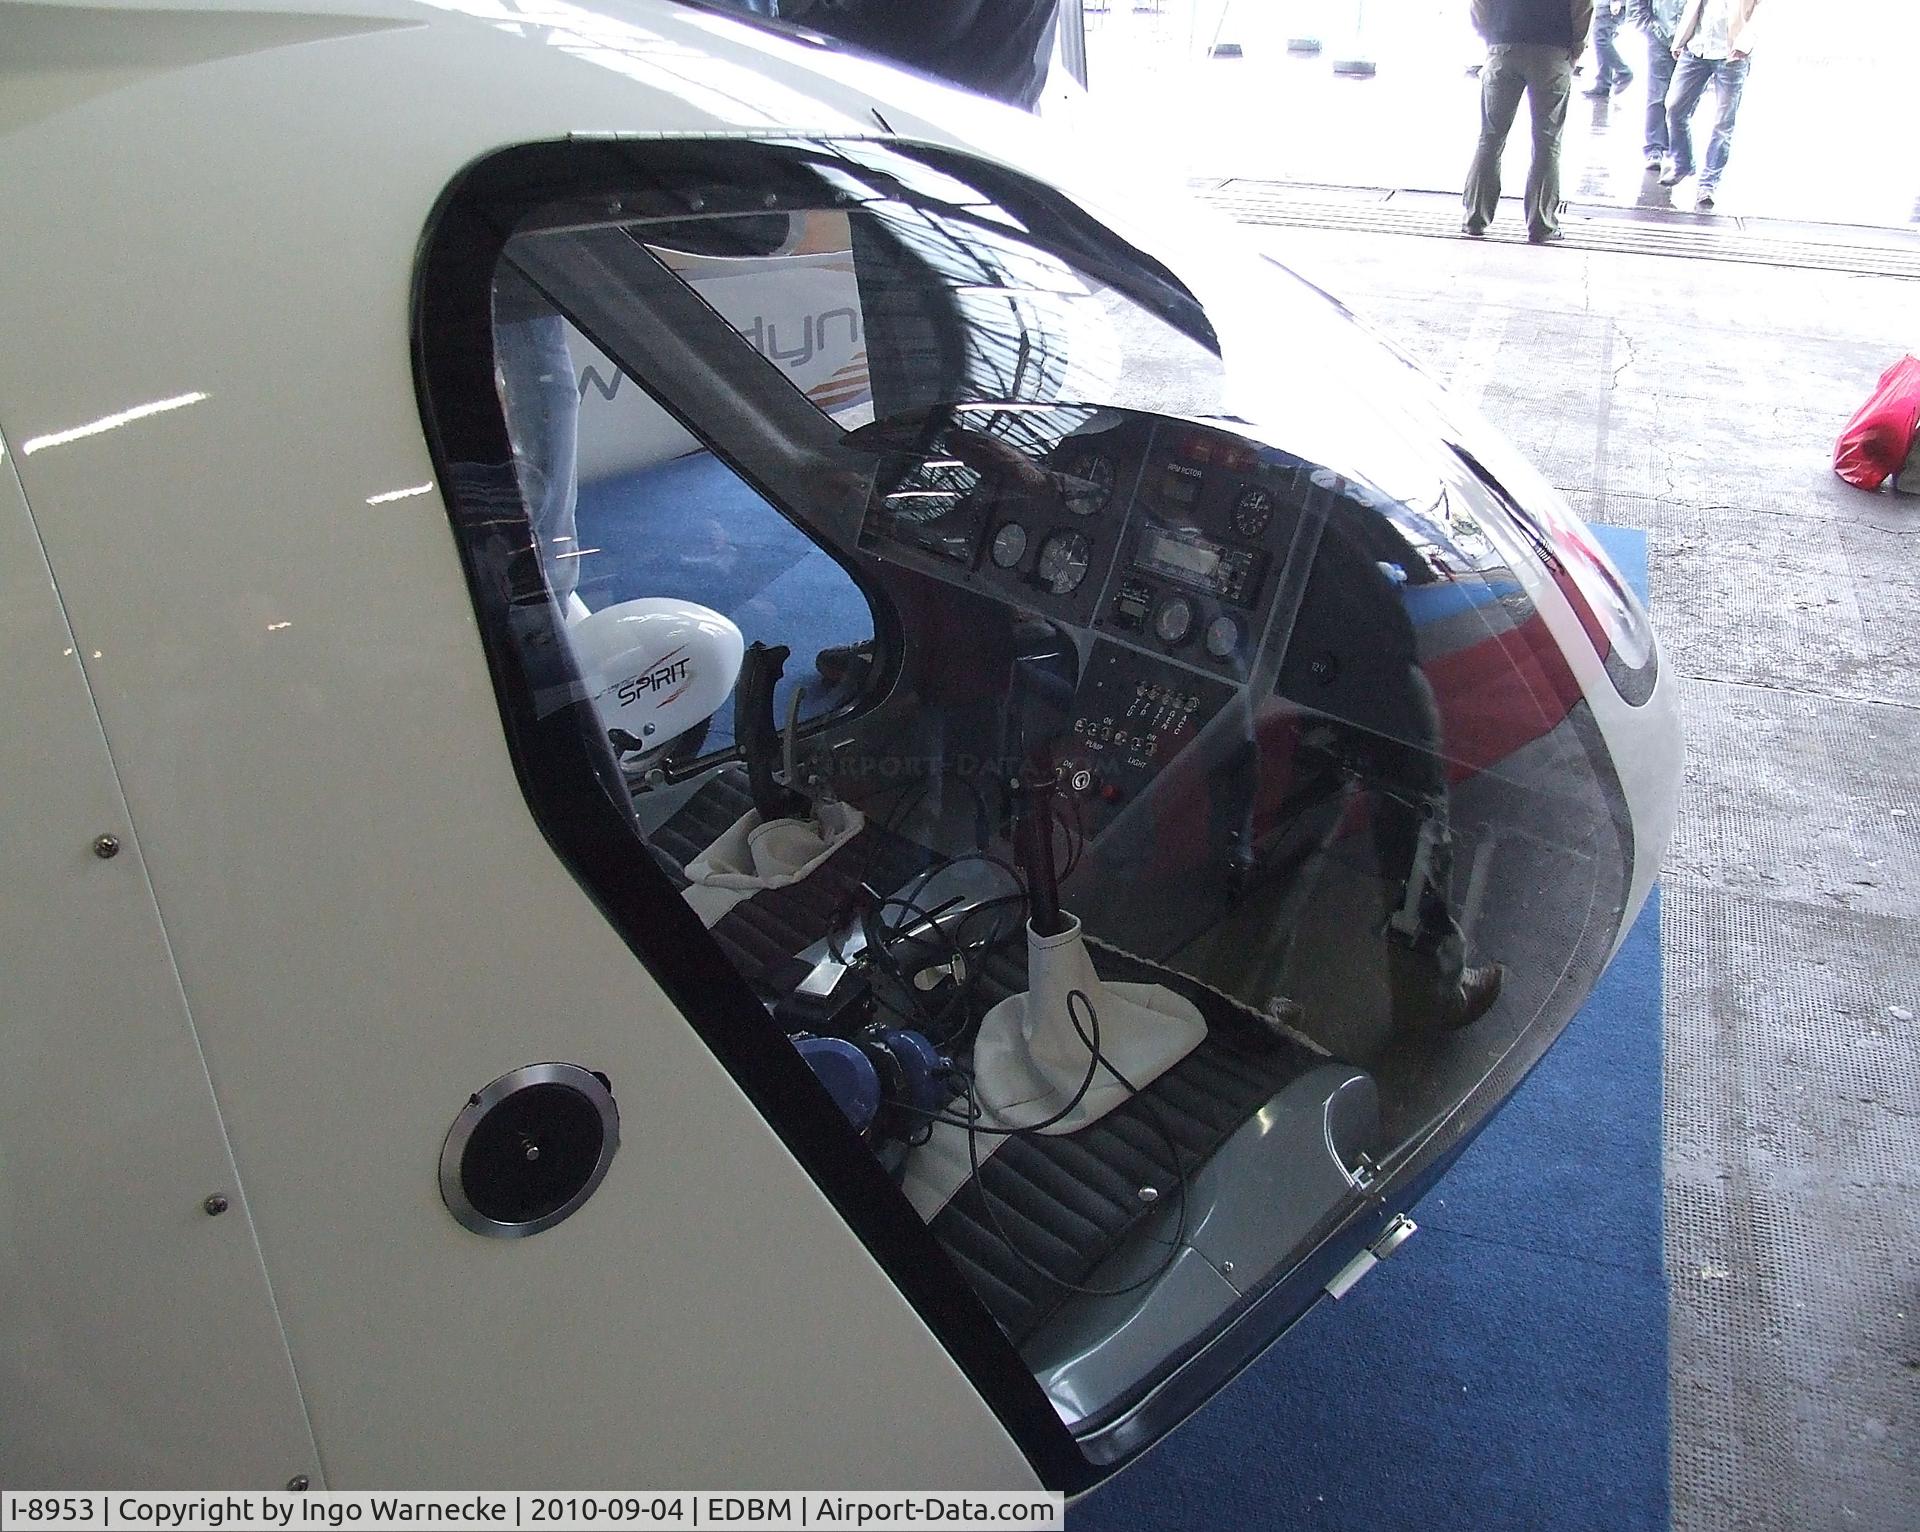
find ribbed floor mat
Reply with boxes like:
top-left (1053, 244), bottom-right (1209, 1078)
top-left (653, 771), bottom-right (938, 977)
top-left (926, 945), bottom-right (1314, 1347)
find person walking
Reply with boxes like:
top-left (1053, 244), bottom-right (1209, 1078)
top-left (1628, 0), bottom-right (1688, 171)
top-left (1463, 0), bottom-right (1597, 244)
top-left (1660, 0), bottom-right (1763, 210)
top-left (1583, 1), bottom-right (1633, 96)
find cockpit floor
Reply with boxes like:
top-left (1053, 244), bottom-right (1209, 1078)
top-left (653, 769), bottom-right (1324, 1344)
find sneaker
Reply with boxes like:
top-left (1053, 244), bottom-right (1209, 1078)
top-left (1461, 219), bottom-right (1487, 238)
top-left (1388, 950), bottom-right (1506, 1034)
top-left (1695, 186), bottom-right (1717, 211)
top-left (1660, 162), bottom-right (1691, 187)
top-left (1528, 227), bottom-right (1566, 246)
top-left (1612, 72), bottom-right (1635, 92)
top-left (1582, 83), bottom-right (1612, 98)
top-left (1645, 152), bottom-right (1665, 172)
top-left (1442, 964), bottom-right (1506, 1031)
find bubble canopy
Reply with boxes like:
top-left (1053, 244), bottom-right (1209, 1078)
top-left (416, 135), bottom-right (1658, 1477)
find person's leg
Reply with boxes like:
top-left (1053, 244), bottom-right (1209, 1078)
top-left (1584, 9), bottom-right (1612, 93)
top-left (1463, 46), bottom-right (1527, 232)
top-left (1699, 55), bottom-right (1750, 193)
top-left (1643, 40), bottom-right (1677, 163)
top-left (1522, 45), bottom-right (1574, 240)
top-left (1588, 8), bottom-right (1631, 91)
top-left (1368, 675), bottom-right (1500, 1031)
top-left (1664, 52), bottom-right (1714, 180)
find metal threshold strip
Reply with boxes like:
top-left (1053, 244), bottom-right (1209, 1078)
top-left (1195, 180), bottom-right (1920, 280)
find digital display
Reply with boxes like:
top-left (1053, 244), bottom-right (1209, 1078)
top-left (1137, 527), bottom-right (1222, 582)
top-left (1161, 467), bottom-right (1203, 507)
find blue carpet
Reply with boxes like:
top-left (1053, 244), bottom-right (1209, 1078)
top-left (1072, 894), bottom-right (1667, 1531)
top-left (578, 454), bottom-right (875, 749)
top-left (1074, 523), bottom-right (1666, 1530)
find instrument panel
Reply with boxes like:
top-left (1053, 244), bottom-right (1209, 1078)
top-left (857, 406), bottom-right (1320, 857)
top-left (859, 405), bottom-right (1310, 685)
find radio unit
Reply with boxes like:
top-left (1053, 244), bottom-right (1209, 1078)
top-left (1130, 524), bottom-right (1264, 607)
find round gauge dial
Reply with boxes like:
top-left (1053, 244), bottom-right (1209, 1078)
top-left (1232, 485), bottom-right (1276, 539)
top-left (1060, 453), bottom-right (1116, 517)
top-left (1205, 614), bottom-right (1241, 659)
top-left (990, 521), bottom-right (1029, 569)
top-left (1035, 530), bottom-right (1092, 596)
top-left (1153, 596), bottom-right (1194, 646)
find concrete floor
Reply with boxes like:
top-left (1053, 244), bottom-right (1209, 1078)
top-left (1234, 224), bottom-right (1920, 1530)
top-left (1074, 0), bottom-right (1920, 230)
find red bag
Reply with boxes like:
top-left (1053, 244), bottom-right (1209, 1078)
top-left (1834, 355), bottom-right (1920, 491)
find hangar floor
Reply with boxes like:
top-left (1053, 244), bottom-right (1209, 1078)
top-left (1217, 219), bottom-right (1920, 1529)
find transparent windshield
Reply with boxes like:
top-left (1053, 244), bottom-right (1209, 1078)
top-left (474, 137), bottom-right (1633, 1440)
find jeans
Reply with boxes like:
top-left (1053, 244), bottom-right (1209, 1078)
top-left (1642, 32), bottom-right (1678, 156)
top-left (1592, 8), bottom-right (1632, 87)
top-left (1464, 44), bottom-right (1574, 238)
top-left (1666, 52), bottom-right (1750, 189)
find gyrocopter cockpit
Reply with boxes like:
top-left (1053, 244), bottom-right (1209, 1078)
top-left (431, 136), bottom-right (1650, 1440)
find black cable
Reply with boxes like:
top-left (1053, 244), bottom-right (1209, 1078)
top-left (840, 845), bottom-right (1030, 1049)
top-left (1050, 792), bottom-right (1085, 885)
top-left (893, 846), bottom-right (1026, 917)
top-left (895, 987), bottom-right (1108, 1137)
top-left (877, 762), bottom-right (993, 850)
top-left (950, 989), bottom-right (1191, 1299)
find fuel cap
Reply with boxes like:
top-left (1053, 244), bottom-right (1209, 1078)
top-left (440, 1063), bottom-right (619, 1238)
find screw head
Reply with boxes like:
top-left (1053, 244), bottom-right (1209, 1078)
top-left (1137, 1186), bottom-right (1160, 1204)
top-left (92, 834), bottom-right (121, 859)
top-left (1221, 1260), bottom-right (1235, 1274)
top-left (286, 1475), bottom-right (311, 1493)
top-left (203, 1194), bottom-right (230, 1217)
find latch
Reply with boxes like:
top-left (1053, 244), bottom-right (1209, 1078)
top-left (1324, 1213), bottom-right (1418, 1300)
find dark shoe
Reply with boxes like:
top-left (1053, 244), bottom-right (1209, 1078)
top-left (1645, 153), bottom-right (1665, 172)
top-left (1441, 964), bottom-right (1506, 1031)
top-left (1528, 228), bottom-right (1565, 245)
top-left (1386, 948), bottom-right (1504, 1034)
top-left (1461, 220), bottom-right (1487, 238)
top-left (1613, 73), bottom-right (1634, 92)
top-left (1582, 83), bottom-right (1611, 98)
top-left (1695, 186), bottom-right (1717, 211)
top-left (814, 638), bottom-right (875, 688)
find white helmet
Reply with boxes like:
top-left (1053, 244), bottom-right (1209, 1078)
top-left (569, 598), bottom-right (745, 759)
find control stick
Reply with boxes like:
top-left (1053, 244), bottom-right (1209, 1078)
top-left (1012, 765), bottom-right (1067, 938)
top-left (971, 767), bottom-right (1207, 1136)
top-left (734, 641), bottom-right (810, 823)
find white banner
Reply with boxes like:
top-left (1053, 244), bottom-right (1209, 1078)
top-left (1, 1492), bottom-right (1065, 1532)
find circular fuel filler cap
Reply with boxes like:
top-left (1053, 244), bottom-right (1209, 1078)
top-left (440, 1063), bottom-right (619, 1238)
